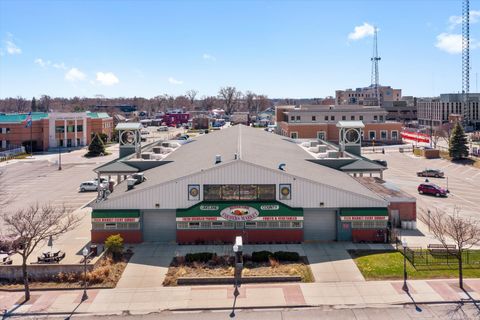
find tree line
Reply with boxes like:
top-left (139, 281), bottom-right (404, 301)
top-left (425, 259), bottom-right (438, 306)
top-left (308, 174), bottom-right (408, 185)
top-left (0, 87), bottom-right (311, 115)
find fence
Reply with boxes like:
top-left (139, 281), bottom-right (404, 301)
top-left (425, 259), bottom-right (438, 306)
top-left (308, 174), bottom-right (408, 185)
top-left (0, 146), bottom-right (26, 161)
top-left (396, 239), bottom-right (480, 268)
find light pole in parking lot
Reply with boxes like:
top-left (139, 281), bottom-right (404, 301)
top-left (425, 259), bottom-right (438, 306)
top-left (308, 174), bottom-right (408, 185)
top-left (58, 144), bottom-right (62, 171)
top-left (82, 246), bottom-right (90, 301)
top-left (402, 239), bottom-right (409, 293)
top-left (230, 236), bottom-right (243, 318)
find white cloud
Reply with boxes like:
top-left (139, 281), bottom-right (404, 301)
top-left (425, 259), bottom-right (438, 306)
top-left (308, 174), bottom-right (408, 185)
top-left (348, 22), bottom-right (375, 41)
top-left (448, 10), bottom-right (480, 29)
top-left (53, 62), bottom-right (67, 70)
top-left (5, 40), bottom-right (21, 55)
top-left (435, 33), bottom-right (480, 54)
top-left (95, 72), bottom-right (119, 86)
top-left (168, 77), bottom-right (183, 85)
top-left (65, 67), bottom-right (86, 81)
top-left (202, 53), bottom-right (216, 61)
top-left (34, 58), bottom-right (47, 67)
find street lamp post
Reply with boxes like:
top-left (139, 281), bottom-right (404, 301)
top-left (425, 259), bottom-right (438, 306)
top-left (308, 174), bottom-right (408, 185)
top-left (402, 239), bottom-right (409, 293)
top-left (82, 246), bottom-right (90, 301)
top-left (230, 236), bottom-right (243, 318)
top-left (58, 143), bottom-right (62, 171)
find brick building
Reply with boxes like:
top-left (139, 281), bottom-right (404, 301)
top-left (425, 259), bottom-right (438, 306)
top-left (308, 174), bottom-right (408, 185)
top-left (335, 86), bottom-right (402, 106)
top-left (0, 112), bottom-right (113, 152)
top-left (275, 105), bottom-right (403, 144)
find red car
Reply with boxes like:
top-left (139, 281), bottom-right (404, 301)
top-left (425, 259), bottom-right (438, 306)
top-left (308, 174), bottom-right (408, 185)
top-left (417, 183), bottom-right (447, 197)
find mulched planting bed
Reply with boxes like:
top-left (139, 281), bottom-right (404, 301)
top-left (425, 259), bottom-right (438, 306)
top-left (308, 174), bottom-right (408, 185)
top-left (163, 253), bottom-right (314, 286)
top-left (0, 251), bottom-right (132, 290)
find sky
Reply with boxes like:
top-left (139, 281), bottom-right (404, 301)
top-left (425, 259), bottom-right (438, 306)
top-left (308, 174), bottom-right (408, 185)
top-left (0, 0), bottom-right (479, 99)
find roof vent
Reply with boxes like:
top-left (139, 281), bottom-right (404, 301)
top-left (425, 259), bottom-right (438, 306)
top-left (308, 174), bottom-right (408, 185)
top-left (215, 155), bottom-right (222, 164)
top-left (278, 163), bottom-right (286, 171)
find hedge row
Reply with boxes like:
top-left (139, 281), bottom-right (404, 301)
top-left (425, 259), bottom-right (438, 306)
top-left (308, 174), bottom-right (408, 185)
top-left (185, 252), bottom-right (216, 263)
top-left (251, 251), bottom-right (300, 262)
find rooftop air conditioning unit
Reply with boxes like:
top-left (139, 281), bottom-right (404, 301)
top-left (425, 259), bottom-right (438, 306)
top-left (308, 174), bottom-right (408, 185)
top-left (127, 178), bottom-right (137, 190)
top-left (327, 151), bottom-right (339, 158)
top-left (310, 141), bottom-right (319, 147)
top-left (152, 146), bottom-right (162, 154)
top-left (309, 146), bottom-right (320, 153)
top-left (318, 145), bottom-right (327, 153)
top-left (141, 153), bottom-right (152, 160)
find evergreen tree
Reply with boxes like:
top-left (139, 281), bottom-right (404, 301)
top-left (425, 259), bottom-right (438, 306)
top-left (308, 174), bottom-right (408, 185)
top-left (87, 133), bottom-right (106, 157)
top-left (31, 97), bottom-right (37, 112)
top-left (449, 122), bottom-right (469, 160)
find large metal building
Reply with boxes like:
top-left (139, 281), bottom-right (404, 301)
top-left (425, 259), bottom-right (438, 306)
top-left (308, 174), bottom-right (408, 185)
top-left (90, 125), bottom-right (389, 244)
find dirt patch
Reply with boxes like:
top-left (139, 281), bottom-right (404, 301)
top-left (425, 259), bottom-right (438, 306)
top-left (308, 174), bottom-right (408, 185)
top-left (163, 255), bottom-right (314, 286)
top-left (0, 251), bottom-right (132, 290)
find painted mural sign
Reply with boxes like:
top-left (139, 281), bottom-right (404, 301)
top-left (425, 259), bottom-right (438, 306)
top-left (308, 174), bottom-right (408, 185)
top-left (220, 206), bottom-right (260, 221)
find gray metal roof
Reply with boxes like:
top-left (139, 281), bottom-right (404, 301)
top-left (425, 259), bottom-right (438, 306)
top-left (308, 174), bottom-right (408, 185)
top-left (115, 123), bottom-right (143, 130)
top-left (102, 125), bottom-right (385, 202)
top-left (340, 159), bottom-right (385, 171)
top-left (336, 121), bottom-right (365, 128)
top-left (95, 161), bottom-right (139, 174)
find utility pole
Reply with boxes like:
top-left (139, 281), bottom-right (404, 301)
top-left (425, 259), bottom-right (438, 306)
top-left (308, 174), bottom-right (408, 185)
top-left (462, 0), bottom-right (470, 127)
top-left (371, 27), bottom-right (381, 107)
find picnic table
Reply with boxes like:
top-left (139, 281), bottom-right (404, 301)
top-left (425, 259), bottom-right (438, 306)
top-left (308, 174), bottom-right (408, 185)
top-left (37, 249), bottom-right (65, 263)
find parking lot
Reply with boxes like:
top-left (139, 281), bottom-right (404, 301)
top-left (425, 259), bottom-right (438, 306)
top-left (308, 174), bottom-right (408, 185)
top-left (365, 149), bottom-right (480, 222)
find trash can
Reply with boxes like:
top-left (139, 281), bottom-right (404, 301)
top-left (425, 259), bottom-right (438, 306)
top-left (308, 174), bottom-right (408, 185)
top-left (90, 245), bottom-right (98, 257)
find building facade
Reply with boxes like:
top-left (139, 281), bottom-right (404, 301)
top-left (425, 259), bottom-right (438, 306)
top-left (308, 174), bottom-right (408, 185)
top-left (90, 125), bottom-right (391, 244)
top-left (335, 86), bottom-right (402, 106)
top-left (0, 112), bottom-right (113, 151)
top-left (417, 94), bottom-right (480, 130)
top-left (275, 105), bottom-right (403, 144)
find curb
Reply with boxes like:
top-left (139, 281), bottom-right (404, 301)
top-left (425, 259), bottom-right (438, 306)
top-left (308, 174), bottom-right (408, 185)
top-left (0, 286), bottom-right (115, 293)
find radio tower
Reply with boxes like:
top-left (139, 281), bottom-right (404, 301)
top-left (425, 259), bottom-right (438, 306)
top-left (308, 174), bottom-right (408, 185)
top-left (370, 26), bottom-right (381, 107)
top-left (462, 0), bottom-right (470, 126)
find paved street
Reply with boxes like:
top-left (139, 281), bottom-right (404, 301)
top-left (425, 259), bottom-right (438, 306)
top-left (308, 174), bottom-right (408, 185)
top-left (364, 148), bottom-right (480, 222)
top-left (72, 304), bottom-right (480, 320)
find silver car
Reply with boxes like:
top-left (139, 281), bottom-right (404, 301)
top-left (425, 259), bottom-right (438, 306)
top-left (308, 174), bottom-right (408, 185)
top-left (79, 181), bottom-right (103, 192)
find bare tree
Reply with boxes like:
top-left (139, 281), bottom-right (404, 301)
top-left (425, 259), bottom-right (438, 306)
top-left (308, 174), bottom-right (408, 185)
top-left (424, 207), bottom-right (480, 289)
top-left (1, 204), bottom-right (81, 301)
top-left (185, 90), bottom-right (198, 107)
top-left (14, 96), bottom-right (28, 113)
top-left (218, 86), bottom-right (242, 115)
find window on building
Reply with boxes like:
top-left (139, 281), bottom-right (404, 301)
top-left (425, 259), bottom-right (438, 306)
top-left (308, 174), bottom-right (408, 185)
top-left (317, 131), bottom-right (326, 140)
top-left (296, 116), bottom-right (300, 121)
top-left (203, 184), bottom-right (275, 201)
top-left (55, 126), bottom-right (64, 133)
top-left (369, 131), bottom-right (376, 140)
top-left (373, 115), bottom-right (378, 121)
top-left (391, 131), bottom-right (398, 140)
top-left (359, 115), bottom-right (363, 121)
top-left (330, 116), bottom-right (335, 121)
top-left (324, 116), bottom-right (328, 121)
top-left (379, 115), bottom-right (384, 122)
top-left (311, 116), bottom-right (316, 121)
top-left (290, 132), bottom-right (298, 139)
top-left (380, 130), bottom-right (387, 140)
top-left (67, 125), bottom-right (74, 132)
top-left (290, 116), bottom-right (295, 121)
top-left (76, 125), bottom-right (83, 132)
top-left (342, 115), bottom-right (346, 121)
top-left (351, 116), bottom-right (355, 120)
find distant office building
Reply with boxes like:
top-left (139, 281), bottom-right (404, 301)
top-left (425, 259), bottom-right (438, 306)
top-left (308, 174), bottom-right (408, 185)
top-left (417, 93), bottom-right (480, 129)
top-left (336, 86), bottom-right (402, 106)
top-left (0, 112), bottom-right (113, 151)
top-left (275, 105), bottom-right (403, 144)
top-left (382, 99), bottom-right (417, 122)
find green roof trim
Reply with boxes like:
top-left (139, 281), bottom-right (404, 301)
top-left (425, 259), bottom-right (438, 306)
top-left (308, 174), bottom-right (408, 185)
top-left (87, 112), bottom-right (111, 119)
top-left (340, 208), bottom-right (388, 216)
top-left (92, 210), bottom-right (140, 218)
top-left (177, 201), bottom-right (303, 218)
top-left (0, 112), bottom-right (49, 123)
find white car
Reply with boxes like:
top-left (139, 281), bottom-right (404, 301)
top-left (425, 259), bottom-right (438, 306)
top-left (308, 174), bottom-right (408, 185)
top-left (79, 181), bottom-right (105, 192)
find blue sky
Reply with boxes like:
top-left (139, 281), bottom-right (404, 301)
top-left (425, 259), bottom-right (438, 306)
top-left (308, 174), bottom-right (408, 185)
top-left (0, 0), bottom-right (479, 99)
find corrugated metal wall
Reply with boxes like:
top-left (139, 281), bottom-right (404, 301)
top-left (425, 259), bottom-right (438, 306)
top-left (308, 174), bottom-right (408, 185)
top-left (94, 161), bottom-right (387, 210)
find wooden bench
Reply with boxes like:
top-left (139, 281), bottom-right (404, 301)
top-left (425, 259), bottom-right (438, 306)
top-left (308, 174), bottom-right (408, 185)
top-left (427, 244), bottom-right (456, 255)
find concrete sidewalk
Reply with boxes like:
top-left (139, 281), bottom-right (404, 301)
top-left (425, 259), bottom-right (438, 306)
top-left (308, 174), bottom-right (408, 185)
top-left (2, 279), bottom-right (480, 317)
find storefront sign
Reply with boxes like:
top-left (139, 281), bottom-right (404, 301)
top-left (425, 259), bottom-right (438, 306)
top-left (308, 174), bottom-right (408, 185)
top-left (200, 205), bottom-right (219, 211)
top-left (92, 218), bottom-right (140, 223)
top-left (260, 205), bottom-right (279, 210)
top-left (260, 216), bottom-right (303, 221)
top-left (220, 206), bottom-right (259, 221)
top-left (177, 217), bottom-right (220, 222)
top-left (340, 216), bottom-right (388, 221)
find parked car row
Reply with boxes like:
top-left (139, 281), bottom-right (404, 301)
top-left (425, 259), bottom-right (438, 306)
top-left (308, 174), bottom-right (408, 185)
top-left (417, 169), bottom-right (444, 178)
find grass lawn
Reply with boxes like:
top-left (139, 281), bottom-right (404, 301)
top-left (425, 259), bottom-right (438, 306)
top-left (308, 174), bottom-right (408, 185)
top-left (349, 250), bottom-right (480, 280)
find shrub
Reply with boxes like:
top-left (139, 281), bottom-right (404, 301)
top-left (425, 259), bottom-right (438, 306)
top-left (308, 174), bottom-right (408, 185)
top-left (185, 252), bottom-right (215, 263)
top-left (251, 251), bottom-right (273, 263)
top-left (273, 251), bottom-right (300, 262)
top-left (105, 234), bottom-right (124, 260)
